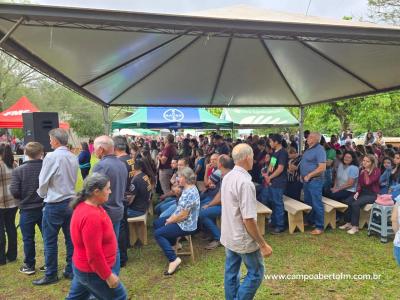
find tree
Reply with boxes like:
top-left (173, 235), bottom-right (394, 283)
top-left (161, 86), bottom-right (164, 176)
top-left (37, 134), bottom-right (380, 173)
top-left (368, 0), bottom-right (400, 25)
top-left (0, 52), bottom-right (42, 110)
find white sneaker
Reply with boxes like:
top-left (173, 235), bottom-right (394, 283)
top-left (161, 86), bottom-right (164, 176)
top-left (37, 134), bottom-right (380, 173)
top-left (347, 227), bottom-right (359, 235)
top-left (339, 223), bottom-right (352, 230)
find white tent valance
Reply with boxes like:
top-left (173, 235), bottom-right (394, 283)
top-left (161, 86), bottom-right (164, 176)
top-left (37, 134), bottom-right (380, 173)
top-left (0, 4), bottom-right (400, 107)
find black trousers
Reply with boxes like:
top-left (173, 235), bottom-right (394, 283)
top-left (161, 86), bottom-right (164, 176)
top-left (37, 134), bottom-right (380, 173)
top-left (80, 168), bottom-right (90, 180)
top-left (0, 207), bottom-right (18, 264)
top-left (343, 191), bottom-right (377, 226)
top-left (285, 181), bottom-right (303, 201)
top-left (119, 202), bottom-right (129, 266)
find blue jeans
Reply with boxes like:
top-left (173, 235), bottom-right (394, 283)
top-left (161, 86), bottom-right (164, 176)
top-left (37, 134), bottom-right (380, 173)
top-left (155, 197), bottom-right (176, 215)
top-left (258, 186), bottom-right (271, 207)
top-left (112, 222), bottom-right (121, 276)
top-left (198, 205), bottom-right (221, 240)
top-left (127, 209), bottom-right (145, 218)
top-left (66, 265), bottom-right (127, 300)
top-left (160, 204), bottom-right (176, 218)
top-left (42, 200), bottom-right (73, 277)
top-left (394, 246), bottom-right (400, 266)
top-left (224, 248), bottom-right (265, 300)
top-left (303, 179), bottom-right (324, 230)
top-left (153, 217), bottom-right (195, 262)
top-left (200, 196), bottom-right (213, 207)
top-left (269, 187), bottom-right (285, 230)
top-left (20, 208), bottom-right (43, 267)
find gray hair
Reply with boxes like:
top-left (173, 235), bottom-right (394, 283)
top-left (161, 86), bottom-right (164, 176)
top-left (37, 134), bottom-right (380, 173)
top-left (219, 154), bottom-right (234, 170)
top-left (177, 167), bottom-right (196, 185)
top-left (70, 173), bottom-right (110, 209)
top-left (112, 135), bottom-right (128, 151)
top-left (49, 128), bottom-right (69, 146)
top-left (94, 135), bottom-right (114, 152)
top-left (310, 132), bottom-right (322, 143)
top-left (232, 143), bottom-right (253, 163)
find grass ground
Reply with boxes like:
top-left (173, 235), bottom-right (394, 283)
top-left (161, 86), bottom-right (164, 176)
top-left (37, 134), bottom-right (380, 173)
top-left (0, 159), bottom-right (399, 299)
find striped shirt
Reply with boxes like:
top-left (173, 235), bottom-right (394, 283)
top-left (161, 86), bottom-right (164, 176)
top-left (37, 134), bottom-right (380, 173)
top-left (0, 161), bottom-right (17, 209)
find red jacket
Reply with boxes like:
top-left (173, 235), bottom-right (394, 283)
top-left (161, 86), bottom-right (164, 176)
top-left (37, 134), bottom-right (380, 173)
top-left (357, 168), bottom-right (381, 194)
top-left (70, 202), bottom-right (117, 280)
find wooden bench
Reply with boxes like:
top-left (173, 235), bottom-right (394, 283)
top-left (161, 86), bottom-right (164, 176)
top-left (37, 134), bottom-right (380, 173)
top-left (283, 195), bottom-right (312, 234)
top-left (322, 197), bottom-right (348, 229)
top-left (216, 201), bottom-right (272, 236)
top-left (359, 204), bottom-right (373, 229)
top-left (127, 213), bottom-right (148, 246)
top-left (256, 201), bottom-right (272, 236)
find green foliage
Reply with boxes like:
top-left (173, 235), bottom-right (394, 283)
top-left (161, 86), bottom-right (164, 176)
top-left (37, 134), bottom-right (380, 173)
top-left (368, 0), bottom-right (400, 25)
top-left (11, 128), bottom-right (24, 139)
top-left (206, 107), bottom-right (223, 117)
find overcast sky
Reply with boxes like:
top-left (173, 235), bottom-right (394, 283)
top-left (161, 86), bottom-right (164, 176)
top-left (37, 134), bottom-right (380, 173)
top-left (24, 0), bottom-right (370, 21)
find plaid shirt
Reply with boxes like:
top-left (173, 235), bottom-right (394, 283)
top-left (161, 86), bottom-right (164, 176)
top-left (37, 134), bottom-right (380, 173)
top-left (0, 161), bottom-right (17, 209)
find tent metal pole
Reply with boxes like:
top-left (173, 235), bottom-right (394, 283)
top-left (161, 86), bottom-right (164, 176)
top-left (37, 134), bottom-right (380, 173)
top-left (103, 106), bottom-right (110, 135)
top-left (0, 17), bottom-right (25, 47)
top-left (299, 106), bottom-right (305, 153)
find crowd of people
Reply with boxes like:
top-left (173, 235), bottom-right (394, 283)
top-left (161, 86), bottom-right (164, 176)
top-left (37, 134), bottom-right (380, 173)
top-left (0, 127), bottom-right (399, 299)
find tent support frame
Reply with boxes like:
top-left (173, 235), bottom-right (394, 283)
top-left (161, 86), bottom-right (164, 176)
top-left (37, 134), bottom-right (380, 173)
top-left (103, 106), bottom-right (110, 135)
top-left (299, 106), bottom-right (305, 153)
top-left (0, 16), bottom-right (24, 47)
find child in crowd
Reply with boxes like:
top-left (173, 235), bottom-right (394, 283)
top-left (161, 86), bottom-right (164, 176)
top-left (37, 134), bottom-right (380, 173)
top-left (9, 142), bottom-right (44, 275)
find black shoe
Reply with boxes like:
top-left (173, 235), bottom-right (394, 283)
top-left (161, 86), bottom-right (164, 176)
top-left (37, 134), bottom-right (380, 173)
top-left (39, 265), bottom-right (46, 272)
top-left (32, 275), bottom-right (59, 286)
top-left (63, 271), bottom-right (73, 280)
top-left (19, 264), bottom-right (36, 275)
top-left (271, 228), bottom-right (285, 235)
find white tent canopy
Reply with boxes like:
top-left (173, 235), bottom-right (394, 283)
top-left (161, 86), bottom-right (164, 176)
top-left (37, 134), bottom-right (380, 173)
top-left (0, 4), bottom-right (400, 108)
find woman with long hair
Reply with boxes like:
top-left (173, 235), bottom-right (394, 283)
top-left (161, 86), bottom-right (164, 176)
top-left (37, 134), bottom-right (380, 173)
top-left (141, 149), bottom-right (157, 177)
top-left (150, 140), bottom-right (159, 167)
top-left (66, 173), bottom-right (127, 300)
top-left (364, 131), bottom-right (375, 146)
top-left (329, 151), bottom-right (359, 201)
top-left (78, 142), bottom-right (91, 180)
top-left (340, 155), bottom-right (380, 234)
top-left (0, 143), bottom-right (18, 265)
top-left (390, 152), bottom-right (400, 187)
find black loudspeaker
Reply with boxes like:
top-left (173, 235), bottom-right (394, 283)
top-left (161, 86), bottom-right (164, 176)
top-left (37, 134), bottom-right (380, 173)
top-left (23, 112), bottom-right (59, 152)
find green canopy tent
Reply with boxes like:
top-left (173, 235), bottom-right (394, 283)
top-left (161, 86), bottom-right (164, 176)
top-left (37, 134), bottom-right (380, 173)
top-left (220, 107), bottom-right (298, 129)
top-left (112, 107), bottom-right (232, 130)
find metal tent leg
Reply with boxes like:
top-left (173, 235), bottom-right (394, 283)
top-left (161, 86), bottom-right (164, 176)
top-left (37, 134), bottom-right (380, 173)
top-left (0, 17), bottom-right (25, 47)
top-left (299, 106), bottom-right (305, 153)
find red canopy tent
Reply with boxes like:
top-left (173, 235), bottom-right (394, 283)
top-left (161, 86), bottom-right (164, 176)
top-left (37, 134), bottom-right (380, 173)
top-left (0, 96), bottom-right (69, 129)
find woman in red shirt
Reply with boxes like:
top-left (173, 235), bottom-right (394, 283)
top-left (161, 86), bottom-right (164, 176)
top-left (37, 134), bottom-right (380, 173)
top-left (66, 173), bottom-right (127, 300)
top-left (340, 155), bottom-right (381, 235)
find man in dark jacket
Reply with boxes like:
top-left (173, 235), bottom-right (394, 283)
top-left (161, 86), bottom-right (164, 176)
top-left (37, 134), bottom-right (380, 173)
top-left (10, 142), bottom-right (44, 275)
top-left (93, 135), bottom-right (128, 276)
